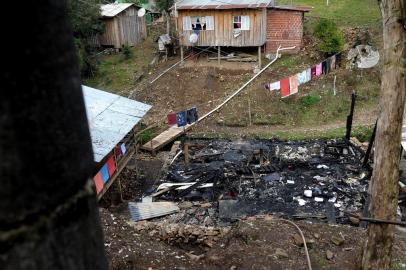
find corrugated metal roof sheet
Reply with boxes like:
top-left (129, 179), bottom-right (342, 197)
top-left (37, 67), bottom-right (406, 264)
top-left (82, 85), bottom-right (151, 162)
top-left (101, 3), bottom-right (134, 17)
top-left (175, 0), bottom-right (273, 10)
top-left (128, 202), bottom-right (180, 221)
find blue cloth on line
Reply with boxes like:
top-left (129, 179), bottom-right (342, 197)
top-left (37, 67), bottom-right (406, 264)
top-left (176, 111), bottom-right (187, 127)
top-left (100, 164), bottom-right (109, 183)
top-left (120, 143), bottom-right (126, 155)
top-left (186, 107), bottom-right (198, 124)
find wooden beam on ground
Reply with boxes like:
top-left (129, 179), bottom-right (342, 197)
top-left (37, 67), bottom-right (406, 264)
top-left (141, 124), bottom-right (192, 152)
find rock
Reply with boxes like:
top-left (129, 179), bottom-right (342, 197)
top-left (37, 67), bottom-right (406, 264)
top-left (349, 216), bottom-right (360, 225)
top-left (200, 202), bottom-right (212, 208)
top-left (313, 233), bottom-right (320, 239)
top-left (179, 201), bottom-right (194, 209)
top-left (230, 266), bottom-right (237, 270)
top-left (293, 234), bottom-right (304, 246)
top-left (293, 234), bottom-right (315, 248)
top-left (185, 252), bottom-right (205, 262)
top-left (331, 236), bottom-right (345, 246)
top-left (209, 255), bottom-right (223, 262)
top-left (326, 250), bottom-right (334, 260)
top-left (275, 248), bottom-right (289, 258)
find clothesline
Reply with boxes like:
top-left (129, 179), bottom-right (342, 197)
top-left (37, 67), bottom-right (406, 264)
top-left (264, 52), bottom-right (343, 98)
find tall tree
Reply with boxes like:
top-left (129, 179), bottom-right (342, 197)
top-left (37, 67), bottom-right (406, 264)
top-left (0, 1), bottom-right (108, 269)
top-left (361, 0), bottom-right (406, 269)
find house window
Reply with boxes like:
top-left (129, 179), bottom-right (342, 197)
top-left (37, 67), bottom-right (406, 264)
top-left (191, 16), bottom-right (206, 30)
top-left (183, 16), bottom-right (214, 31)
top-left (233, 15), bottom-right (250, 30)
top-left (233, 16), bottom-right (242, 29)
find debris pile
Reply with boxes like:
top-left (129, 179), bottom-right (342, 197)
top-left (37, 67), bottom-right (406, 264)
top-left (134, 139), bottom-right (371, 226)
top-left (128, 220), bottom-right (229, 247)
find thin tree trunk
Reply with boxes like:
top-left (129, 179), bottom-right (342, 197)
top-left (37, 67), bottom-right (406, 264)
top-left (361, 1), bottom-right (406, 269)
top-left (165, 11), bottom-right (171, 35)
top-left (0, 1), bottom-right (107, 269)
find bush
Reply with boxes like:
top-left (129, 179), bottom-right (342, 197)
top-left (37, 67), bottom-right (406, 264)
top-left (314, 19), bottom-right (344, 55)
top-left (300, 95), bottom-right (321, 107)
top-left (122, 44), bottom-right (133, 60)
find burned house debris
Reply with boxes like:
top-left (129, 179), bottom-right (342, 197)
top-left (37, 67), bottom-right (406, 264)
top-left (130, 138), bottom-right (376, 227)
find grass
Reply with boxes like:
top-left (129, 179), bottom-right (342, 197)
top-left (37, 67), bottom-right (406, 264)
top-left (192, 124), bottom-right (374, 142)
top-left (84, 24), bottom-right (165, 95)
top-left (276, 0), bottom-right (381, 27)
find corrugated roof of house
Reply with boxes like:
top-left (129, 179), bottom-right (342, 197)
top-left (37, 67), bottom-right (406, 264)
top-left (175, 0), bottom-right (273, 10)
top-left (101, 3), bottom-right (135, 17)
top-left (82, 85), bottom-right (151, 162)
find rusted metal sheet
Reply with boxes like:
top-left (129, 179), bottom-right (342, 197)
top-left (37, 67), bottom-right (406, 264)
top-left (176, 0), bottom-right (273, 10)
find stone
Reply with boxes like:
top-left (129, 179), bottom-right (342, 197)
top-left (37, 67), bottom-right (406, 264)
top-left (275, 248), bottom-right (288, 259)
top-left (230, 266), bottom-right (237, 270)
top-left (185, 252), bottom-right (205, 262)
top-left (326, 250), bottom-right (334, 260)
top-left (313, 233), bottom-right (320, 239)
top-left (179, 201), bottom-right (193, 209)
top-left (293, 234), bottom-right (315, 248)
top-left (349, 216), bottom-right (360, 225)
top-left (331, 236), bottom-right (344, 246)
top-left (200, 202), bottom-right (212, 208)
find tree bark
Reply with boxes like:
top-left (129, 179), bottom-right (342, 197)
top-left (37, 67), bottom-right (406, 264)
top-left (361, 1), bottom-right (406, 269)
top-left (165, 11), bottom-right (171, 35)
top-left (0, 1), bottom-right (108, 269)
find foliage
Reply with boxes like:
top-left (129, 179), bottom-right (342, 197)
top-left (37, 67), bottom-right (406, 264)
top-left (314, 19), bottom-right (344, 55)
top-left (67, 0), bottom-right (104, 76)
top-left (300, 94), bottom-right (321, 106)
top-left (121, 44), bottom-right (133, 60)
top-left (155, 0), bottom-right (174, 12)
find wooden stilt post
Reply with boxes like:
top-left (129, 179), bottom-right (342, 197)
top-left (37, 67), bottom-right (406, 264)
top-left (346, 91), bottom-right (356, 140)
top-left (258, 46), bottom-right (262, 69)
top-left (180, 45), bottom-right (184, 65)
top-left (184, 143), bottom-right (189, 166)
top-left (218, 46), bottom-right (221, 66)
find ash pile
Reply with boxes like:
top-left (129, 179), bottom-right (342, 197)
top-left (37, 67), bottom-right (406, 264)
top-left (133, 139), bottom-right (371, 226)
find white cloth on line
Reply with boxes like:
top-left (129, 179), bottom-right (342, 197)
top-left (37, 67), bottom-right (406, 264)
top-left (269, 81), bottom-right (281, 91)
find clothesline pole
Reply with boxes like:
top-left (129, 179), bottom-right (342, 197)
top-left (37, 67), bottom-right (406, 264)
top-left (333, 75), bottom-right (337, 96)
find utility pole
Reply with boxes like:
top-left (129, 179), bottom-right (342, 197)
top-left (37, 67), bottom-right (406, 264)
top-left (361, 1), bottom-right (406, 269)
top-left (0, 1), bottom-right (108, 270)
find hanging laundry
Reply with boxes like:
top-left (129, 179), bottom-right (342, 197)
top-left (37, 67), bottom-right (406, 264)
top-left (306, 68), bottom-right (312, 82)
top-left (107, 155), bottom-right (116, 176)
top-left (186, 107), bottom-right (198, 124)
top-left (330, 55), bottom-right (336, 70)
top-left (93, 172), bottom-right (103, 194)
top-left (322, 59), bottom-right (331, 74)
top-left (297, 70), bottom-right (307, 85)
top-left (167, 112), bottom-right (177, 126)
top-left (289, 75), bottom-right (298, 95)
top-left (335, 52), bottom-right (342, 68)
top-left (269, 81), bottom-right (281, 91)
top-left (322, 60), bottom-right (327, 75)
top-left (264, 83), bottom-right (270, 90)
top-left (100, 164), bottom-right (109, 184)
top-left (120, 143), bottom-right (126, 155)
top-left (115, 147), bottom-right (122, 160)
top-left (176, 111), bottom-right (187, 127)
top-left (311, 66), bottom-right (317, 78)
top-left (280, 78), bottom-right (290, 98)
top-left (316, 63), bottom-right (322, 76)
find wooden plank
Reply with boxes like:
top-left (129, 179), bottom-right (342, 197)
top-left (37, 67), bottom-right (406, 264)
top-left (141, 124), bottom-right (192, 152)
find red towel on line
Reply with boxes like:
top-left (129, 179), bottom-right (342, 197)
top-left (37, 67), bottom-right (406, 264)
top-left (107, 155), bottom-right (116, 176)
top-left (93, 172), bottom-right (103, 194)
top-left (167, 112), bottom-right (177, 126)
top-left (280, 78), bottom-right (290, 98)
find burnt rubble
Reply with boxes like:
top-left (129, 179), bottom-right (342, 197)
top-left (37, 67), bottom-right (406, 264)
top-left (140, 139), bottom-right (371, 226)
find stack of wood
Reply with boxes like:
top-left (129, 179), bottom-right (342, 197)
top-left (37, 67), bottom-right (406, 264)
top-left (208, 52), bottom-right (257, 62)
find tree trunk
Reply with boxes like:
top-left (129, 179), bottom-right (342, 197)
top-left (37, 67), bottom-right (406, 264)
top-left (361, 1), bottom-right (406, 269)
top-left (165, 11), bottom-right (171, 35)
top-left (0, 1), bottom-right (108, 269)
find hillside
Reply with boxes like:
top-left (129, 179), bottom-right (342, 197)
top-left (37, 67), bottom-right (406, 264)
top-left (85, 0), bottom-right (383, 141)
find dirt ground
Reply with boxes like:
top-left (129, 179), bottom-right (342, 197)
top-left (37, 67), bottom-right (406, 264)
top-left (99, 149), bottom-right (406, 270)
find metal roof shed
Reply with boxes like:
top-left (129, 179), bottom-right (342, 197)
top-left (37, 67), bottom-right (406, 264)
top-left (82, 85), bottom-right (151, 162)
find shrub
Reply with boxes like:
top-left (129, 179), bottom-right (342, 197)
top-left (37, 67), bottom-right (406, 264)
top-left (314, 19), bottom-right (344, 55)
top-left (300, 95), bottom-right (321, 107)
top-left (122, 44), bottom-right (133, 60)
